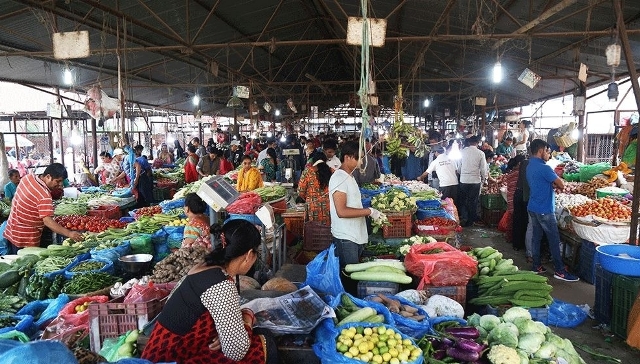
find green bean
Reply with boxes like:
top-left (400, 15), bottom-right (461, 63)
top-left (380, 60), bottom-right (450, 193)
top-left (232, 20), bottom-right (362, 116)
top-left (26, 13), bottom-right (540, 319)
top-left (34, 257), bottom-right (73, 275)
top-left (69, 261), bottom-right (105, 272)
top-left (62, 272), bottom-right (119, 294)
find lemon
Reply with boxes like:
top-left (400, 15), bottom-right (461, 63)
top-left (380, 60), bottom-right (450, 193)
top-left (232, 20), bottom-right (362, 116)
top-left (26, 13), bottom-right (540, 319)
top-left (382, 352), bottom-right (391, 362)
top-left (348, 346), bottom-right (360, 356)
top-left (363, 327), bottom-right (373, 336)
top-left (388, 348), bottom-right (398, 358)
top-left (358, 342), bottom-right (369, 354)
top-left (390, 357), bottom-right (400, 364)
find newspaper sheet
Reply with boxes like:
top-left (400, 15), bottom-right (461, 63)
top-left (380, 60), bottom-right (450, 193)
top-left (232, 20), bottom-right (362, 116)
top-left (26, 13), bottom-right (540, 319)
top-left (240, 285), bottom-right (335, 335)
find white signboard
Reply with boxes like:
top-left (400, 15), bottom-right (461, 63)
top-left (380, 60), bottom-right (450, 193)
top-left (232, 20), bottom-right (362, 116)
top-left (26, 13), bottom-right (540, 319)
top-left (346, 17), bottom-right (387, 47)
top-left (52, 31), bottom-right (90, 59)
top-left (235, 86), bottom-right (250, 99)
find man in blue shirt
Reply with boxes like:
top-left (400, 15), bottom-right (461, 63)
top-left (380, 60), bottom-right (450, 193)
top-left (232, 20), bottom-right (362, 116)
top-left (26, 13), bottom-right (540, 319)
top-left (3, 169), bottom-right (20, 201)
top-left (526, 139), bottom-right (578, 282)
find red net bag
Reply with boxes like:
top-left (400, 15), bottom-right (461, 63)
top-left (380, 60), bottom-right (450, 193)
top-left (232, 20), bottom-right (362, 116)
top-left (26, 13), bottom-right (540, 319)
top-left (403, 242), bottom-right (478, 287)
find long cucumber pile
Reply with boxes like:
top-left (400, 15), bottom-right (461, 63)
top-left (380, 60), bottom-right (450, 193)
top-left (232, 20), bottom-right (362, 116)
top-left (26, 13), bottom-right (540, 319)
top-left (469, 247), bottom-right (553, 308)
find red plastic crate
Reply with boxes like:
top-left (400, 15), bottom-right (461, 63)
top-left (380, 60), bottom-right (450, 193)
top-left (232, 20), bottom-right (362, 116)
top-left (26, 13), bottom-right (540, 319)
top-left (88, 297), bottom-right (166, 352)
top-left (421, 285), bottom-right (467, 308)
top-left (382, 213), bottom-right (412, 238)
top-left (87, 205), bottom-right (121, 220)
top-left (302, 221), bottom-right (332, 251)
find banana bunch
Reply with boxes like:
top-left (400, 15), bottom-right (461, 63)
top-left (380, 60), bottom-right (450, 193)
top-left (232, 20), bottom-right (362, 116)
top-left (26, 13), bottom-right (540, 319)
top-left (386, 137), bottom-right (408, 159)
top-left (408, 134), bottom-right (429, 158)
top-left (392, 121), bottom-right (413, 134)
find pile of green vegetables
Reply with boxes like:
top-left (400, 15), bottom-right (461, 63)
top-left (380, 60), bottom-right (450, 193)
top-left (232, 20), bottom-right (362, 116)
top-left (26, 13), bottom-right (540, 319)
top-left (53, 200), bottom-right (88, 216)
top-left (253, 185), bottom-right (287, 202)
top-left (62, 272), bottom-right (120, 295)
top-left (371, 187), bottom-right (416, 213)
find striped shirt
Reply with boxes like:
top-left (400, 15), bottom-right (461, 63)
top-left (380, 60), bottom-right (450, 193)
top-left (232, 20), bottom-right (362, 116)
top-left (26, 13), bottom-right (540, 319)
top-left (4, 173), bottom-right (54, 247)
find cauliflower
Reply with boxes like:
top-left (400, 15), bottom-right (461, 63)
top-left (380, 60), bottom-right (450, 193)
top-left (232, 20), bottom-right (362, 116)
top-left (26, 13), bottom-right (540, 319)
top-left (487, 344), bottom-right (520, 364)
top-left (394, 289), bottom-right (423, 305)
top-left (424, 294), bottom-right (464, 318)
top-left (479, 314), bottom-right (502, 331)
top-left (487, 322), bottom-right (519, 348)
top-left (503, 307), bottom-right (532, 322)
top-left (517, 333), bottom-right (546, 354)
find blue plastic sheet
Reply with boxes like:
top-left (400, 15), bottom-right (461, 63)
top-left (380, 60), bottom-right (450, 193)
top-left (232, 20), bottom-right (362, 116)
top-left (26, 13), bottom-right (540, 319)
top-left (0, 340), bottom-right (79, 363)
top-left (151, 229), bottom-right (170, 262)
top-left (0, 315), bottom-right (35, 336)
top-left (547, 299), bottom-right (587, 328)
top-left (90, 242), bottom-right (131, 263)
top-left (164, 226), bottom-right (185, 250)
top-left (159, 198), bottom-right (185, 212)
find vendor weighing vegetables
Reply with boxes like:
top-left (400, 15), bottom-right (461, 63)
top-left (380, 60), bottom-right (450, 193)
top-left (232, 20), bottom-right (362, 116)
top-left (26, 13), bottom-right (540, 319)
top-left (4, 163), bottom-right (83, 254)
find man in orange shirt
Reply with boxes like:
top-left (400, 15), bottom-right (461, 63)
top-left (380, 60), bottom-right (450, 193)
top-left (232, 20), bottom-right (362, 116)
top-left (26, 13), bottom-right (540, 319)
top-left (4, 163), bottom-right (83, 254)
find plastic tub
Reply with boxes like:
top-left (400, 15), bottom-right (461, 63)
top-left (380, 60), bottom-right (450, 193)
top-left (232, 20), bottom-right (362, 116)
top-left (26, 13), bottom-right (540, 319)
top-left (596, 244), bottom-right (640, 277)
top-left (595, 187), bottom-right (629, 199)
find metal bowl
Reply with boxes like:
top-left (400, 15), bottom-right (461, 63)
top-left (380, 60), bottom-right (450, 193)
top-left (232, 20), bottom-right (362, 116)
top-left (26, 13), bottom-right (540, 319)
top-left (118, 254), bottom-right (153, 275)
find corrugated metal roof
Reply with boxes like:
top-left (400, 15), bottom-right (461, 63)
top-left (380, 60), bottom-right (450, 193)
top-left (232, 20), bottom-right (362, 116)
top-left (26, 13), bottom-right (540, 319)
top-left (0, 0), bottom-right (637, 119)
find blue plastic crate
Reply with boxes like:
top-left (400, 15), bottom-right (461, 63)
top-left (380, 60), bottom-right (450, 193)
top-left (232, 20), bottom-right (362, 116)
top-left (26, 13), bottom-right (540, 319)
top-left (577, 240), bottom-right (598, 285)
top-left (594, 263), bottom-right (616, 325)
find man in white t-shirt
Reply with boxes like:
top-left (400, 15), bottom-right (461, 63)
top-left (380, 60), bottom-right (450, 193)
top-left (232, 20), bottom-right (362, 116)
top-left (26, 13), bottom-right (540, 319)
top-left (323, 139), bottom-right (342, 170)
top-left (257, 139), bottom-right (277, 166)
top-left (418, 146), bottom-right (459, 203)
top-left (457, 136), bottom-right (488, 227)
top-left (329, 141), bottom-right (382, 273)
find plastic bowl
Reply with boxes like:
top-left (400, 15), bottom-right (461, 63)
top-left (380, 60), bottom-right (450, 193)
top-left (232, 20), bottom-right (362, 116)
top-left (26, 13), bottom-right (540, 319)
top-left (118, 254), bottom-right (153, 275)
top-left (596, 244), bottom-right (640, 277)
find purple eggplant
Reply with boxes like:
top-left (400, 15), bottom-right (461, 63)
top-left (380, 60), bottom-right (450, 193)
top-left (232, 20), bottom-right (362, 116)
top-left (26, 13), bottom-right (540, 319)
top-left (444, 326), bottom-right (480, 339)
top-left (432, 349), bottom-right (447, 360)
top-left (446, 346), bottom-right (481, 362)
top-left (440, 337), bottom-right (454, 347)
top-left (455, 338), bottom-right (484, 352)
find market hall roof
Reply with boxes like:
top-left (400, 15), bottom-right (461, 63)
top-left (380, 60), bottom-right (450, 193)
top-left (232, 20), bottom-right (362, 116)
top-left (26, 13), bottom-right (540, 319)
top-left (0, 0), bottom-right (638, 117)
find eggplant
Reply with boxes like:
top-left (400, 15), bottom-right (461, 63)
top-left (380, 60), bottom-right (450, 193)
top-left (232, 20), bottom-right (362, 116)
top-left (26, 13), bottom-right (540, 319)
top-left (444, 326), bottom-right (480, 339)
top-left (455, 338), bottom-right (484, 353)
top-left (432, 349), bottom-right (447, 360)
top-left (446, 347), bottom-right (481, 362)
top-left (440, 337), bottom-right (454, 347)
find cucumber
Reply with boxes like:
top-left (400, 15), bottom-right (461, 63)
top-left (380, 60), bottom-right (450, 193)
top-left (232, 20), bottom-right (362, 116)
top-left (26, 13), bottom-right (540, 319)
top-left (0, 270), bottom-right (22, 289)
top-left (344, 260), bottom-right (406, 273)
top-left (350, 271), bottom-right (412, 284)
top-left (337, 307), bottom-right (377, 326)
top-left (363, 265), bottom-right (406, 275)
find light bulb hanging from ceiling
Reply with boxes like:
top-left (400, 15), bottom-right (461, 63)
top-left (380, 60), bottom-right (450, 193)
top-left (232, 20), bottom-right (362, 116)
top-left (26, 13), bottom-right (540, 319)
top-left (492, 61), bottom-right (502, 83)
top-left (606, 31), bottom-right (621, 103)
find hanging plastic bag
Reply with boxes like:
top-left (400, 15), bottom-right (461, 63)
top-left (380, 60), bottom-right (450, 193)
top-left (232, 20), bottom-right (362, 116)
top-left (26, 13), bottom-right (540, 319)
top-left (303, 244), bottom-right (344, 300)
top-left (547, 299), bottom-right (587, 328)
top-left (403, 242), bottom-right (477, 287)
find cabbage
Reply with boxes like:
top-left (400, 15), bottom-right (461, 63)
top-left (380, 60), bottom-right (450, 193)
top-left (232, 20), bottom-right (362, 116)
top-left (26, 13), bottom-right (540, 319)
top-left (517, 333), bottom-right (546, 354)
top-left (503, 306), bottom-right (532, 322)
top-left (487, 322), bottom-right (519, 348)
top-left (513, 318), bottom-right (546, 335)
top-left (479, 314), bottom-right (501, 331)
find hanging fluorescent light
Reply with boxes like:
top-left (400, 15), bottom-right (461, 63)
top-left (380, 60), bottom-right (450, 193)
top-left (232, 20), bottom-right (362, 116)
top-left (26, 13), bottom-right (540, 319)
top-left (607, 82), bottom-right (619, 102)
top-left (492, 62), bottom-right (502, 83)
top-left (192, 94), bottom-right (200, 105)
top-left (226, 96), bottom-right (244, 109)
top-left (266, 131), bottom-right (273, 138)
top-left (275, 109), bottom-right (281, 116)
top-left (63, 68), bottom-right (73, 85)
top-left (423, 99), bottom-right (430, 107)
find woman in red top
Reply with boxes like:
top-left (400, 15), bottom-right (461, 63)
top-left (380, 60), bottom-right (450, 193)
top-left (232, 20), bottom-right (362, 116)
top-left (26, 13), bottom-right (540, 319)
top-left (297, 151), bottom-right (333, 225)
top-left (217, 149), bottom-right (234, 175)
top-left (184, 145), bottom-right (200, 183)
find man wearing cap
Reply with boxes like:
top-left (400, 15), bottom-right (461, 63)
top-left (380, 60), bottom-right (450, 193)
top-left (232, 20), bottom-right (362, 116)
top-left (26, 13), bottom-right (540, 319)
top-left (418, 146), bottom-right (459, 202)
top-left (257, 139), bottom-right (277, 166)
top-left (227, 140), bottom-right (243, 168)
top-left (196, 146), bottom-right (221, 177)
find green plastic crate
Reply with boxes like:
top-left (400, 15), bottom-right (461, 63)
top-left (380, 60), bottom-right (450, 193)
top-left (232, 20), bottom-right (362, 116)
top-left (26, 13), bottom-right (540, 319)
top-left (611, 275), bottom-right (640, 339)
top-left (480, 194), bottom-right (506, 210)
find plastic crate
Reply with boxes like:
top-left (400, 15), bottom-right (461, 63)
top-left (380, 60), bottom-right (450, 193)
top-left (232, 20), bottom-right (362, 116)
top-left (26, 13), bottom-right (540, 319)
top-left (89, 296), bottom-right (166, 352)
top-left (282, 212), bottom-right (305, 239)
top-left (594, 263), bottom-right (616, 325)
top-left (421, 285), bottom-right (467, 308)
top-left (559, 230), bottom-right (582, 272)
top-left (302, 221), bottom-right (332, 251)
top-left (611, 275), bottom-right (640, 339)
top-left (153, 188), bottom-right (168, 203)
top-left (357, 281), bottom-right (400, 298)
top-left (577, 240), bottom-right (598, 284)
top-left (481, 208), bottom-right (504, 227)
top-left (480, 194), bottom-right (506, 210)
top-left (87, 205), bottom-right (122, 220)
top-left (382, 213), bottom-right (412, 238)
top-left (483, 305), bottom-right (549, 325)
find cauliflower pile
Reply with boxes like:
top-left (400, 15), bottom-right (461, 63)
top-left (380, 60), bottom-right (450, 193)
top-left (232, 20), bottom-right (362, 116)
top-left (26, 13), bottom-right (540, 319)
top-left (467, 307), bottom-right (586, 364)
top-left (397, 235), bottom-right (437, 256)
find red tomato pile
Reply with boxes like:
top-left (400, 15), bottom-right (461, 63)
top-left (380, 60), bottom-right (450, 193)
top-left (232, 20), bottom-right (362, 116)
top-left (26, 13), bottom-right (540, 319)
top-left (54, 215), bottom-right (128, 232)
top-left (569, 198), bottom-right (632, 221)
top-left (134, 205), bottom-right (162, 219)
